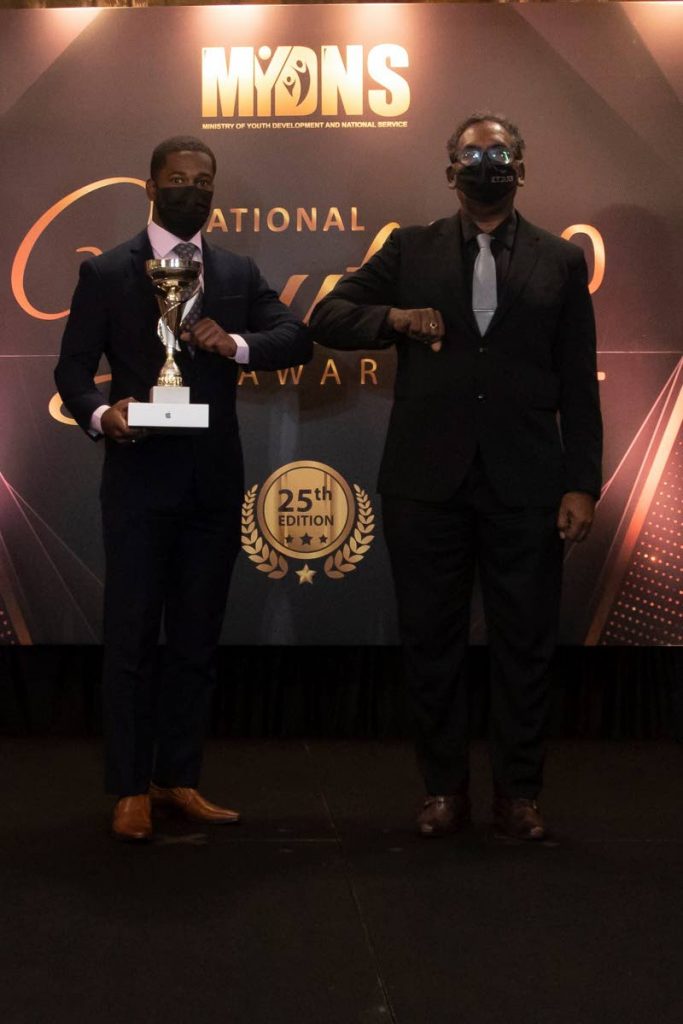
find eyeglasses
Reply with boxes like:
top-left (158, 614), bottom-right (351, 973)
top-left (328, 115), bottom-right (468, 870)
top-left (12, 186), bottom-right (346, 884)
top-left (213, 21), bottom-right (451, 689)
top-left (454, 144), bottom-right (514, 168)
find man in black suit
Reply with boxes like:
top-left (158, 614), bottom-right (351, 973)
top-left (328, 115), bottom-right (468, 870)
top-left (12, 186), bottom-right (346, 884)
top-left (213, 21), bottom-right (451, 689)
top-left (310, 114), bottom-right (602, 840)
top-left (55, 136), bottom-right (311, 841)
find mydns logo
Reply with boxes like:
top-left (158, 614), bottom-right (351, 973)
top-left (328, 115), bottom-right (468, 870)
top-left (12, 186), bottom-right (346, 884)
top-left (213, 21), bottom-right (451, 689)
top-left (202, 45), bottom-right (410, 118)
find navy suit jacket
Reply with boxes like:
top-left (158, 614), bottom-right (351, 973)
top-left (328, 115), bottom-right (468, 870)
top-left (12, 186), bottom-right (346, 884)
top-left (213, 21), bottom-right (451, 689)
top-left (310, 212), bottom-right (602, 506)
top-left (55, 230), bottom-right (311, 513)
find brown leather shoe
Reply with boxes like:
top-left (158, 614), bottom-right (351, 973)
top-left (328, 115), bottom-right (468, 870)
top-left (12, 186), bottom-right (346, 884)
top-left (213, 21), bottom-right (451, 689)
top-left (493, 797), bottom-right (546, 841)
top-left (417, 794), bottom-right (471, 837)
top-left (112, 795), bottom-right (152, 842)
top-left (149, 784), bottom-right (240, 824)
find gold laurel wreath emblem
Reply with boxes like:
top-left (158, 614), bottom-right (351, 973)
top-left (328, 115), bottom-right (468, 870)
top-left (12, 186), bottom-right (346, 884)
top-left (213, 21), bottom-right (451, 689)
top-left (241, 483), bottom-right (374, 582)
top-left (241, 485), bottom-right (288, 580)
top-left (323, 486), bottom-right (375, 580)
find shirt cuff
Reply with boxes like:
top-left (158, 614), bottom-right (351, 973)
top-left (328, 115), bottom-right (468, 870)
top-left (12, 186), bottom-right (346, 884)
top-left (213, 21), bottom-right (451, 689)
top-left (230, 335), bottom-right (249, 364)
top-left (89, 404), bottom-right (110, 436)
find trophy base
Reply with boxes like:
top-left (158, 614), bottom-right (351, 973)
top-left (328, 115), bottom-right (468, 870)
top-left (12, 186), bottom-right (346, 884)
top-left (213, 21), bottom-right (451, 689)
top-left (128, 387), bottom-right (209, 431)
top-left (150, 386), bottom-right (191, 404)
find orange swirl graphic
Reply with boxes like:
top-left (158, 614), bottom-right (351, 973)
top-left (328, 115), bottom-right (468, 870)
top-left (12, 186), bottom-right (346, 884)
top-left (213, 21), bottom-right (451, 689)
top-left (561, 224), bottom-right (605, 294)
top-left (48, 374), bottom-right (112, 426)
top-left (11, 177), bottom-right (147, 321)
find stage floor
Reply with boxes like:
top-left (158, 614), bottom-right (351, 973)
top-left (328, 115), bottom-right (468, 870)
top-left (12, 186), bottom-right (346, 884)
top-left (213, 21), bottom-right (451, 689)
top-left (2, 739), bottom-right (682, 1024)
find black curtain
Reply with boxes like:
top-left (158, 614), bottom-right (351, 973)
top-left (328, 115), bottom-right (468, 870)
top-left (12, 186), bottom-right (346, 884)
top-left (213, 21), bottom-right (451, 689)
top-left (1, 645), bottom-right (681, 741)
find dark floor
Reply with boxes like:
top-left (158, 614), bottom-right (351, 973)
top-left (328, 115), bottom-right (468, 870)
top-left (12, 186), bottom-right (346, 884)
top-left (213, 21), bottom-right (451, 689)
top-left (1, 738), bottom-right (682, 1024)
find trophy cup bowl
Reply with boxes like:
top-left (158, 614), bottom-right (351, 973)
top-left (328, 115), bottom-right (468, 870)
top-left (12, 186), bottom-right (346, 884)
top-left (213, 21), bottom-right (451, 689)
top-left (126, 257), bottom-right (210, 432)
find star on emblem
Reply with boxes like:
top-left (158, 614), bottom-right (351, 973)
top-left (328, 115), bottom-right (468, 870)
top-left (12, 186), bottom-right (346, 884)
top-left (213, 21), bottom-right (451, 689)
top-left (300, 532), bottom-right (313, 546)
top-left (295, 564), bottom-right (316, 585)
top-left (284, 534), bottom-right (294, 545)
top-left (319, 534), bottom-right (328, 544)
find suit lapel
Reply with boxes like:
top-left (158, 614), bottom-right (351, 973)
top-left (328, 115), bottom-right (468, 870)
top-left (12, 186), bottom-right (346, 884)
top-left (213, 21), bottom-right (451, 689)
top-left (487, 214), bottom-right (541, 334)
top-left (201, 238), bottom-right (220, 317)
top-left (125, 230), bottom-right (157, 320)
top-left (127, 229), bottom-right (154, 278)
top-left (434, 214), bottom-right (479, 336)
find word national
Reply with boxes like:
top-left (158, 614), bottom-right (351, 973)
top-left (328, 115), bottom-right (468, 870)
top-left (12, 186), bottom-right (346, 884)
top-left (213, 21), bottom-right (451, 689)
top-left (206, 206), bottom-right (365, 234)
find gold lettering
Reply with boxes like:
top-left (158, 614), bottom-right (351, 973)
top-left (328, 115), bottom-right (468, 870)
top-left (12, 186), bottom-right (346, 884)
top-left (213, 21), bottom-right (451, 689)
top-left (202, 47), bottom-right (254, 118)
top-left (274, 47), bottom-right (318, 116)
top-left (350, 207), bottom-right (365, 232)
top-left (255, 45), bottom-right (290, 117)
top-left (206, 208), bottom-right (228, 233)
top-left (323, 207), bottom-right (344, 232)
top-left (231, 208), bottom-right (248, 232)
top-left (321, 45), bottom-right (363, 116)
top-left (296, 208), bottom-right (317, 232)
top-left (360, 358), bottom-right (378, 385)
top-left (320, 358), bottom-right (341, 386)
top-left (267, 207), bottom-right (290, 232)
top-left (367, 45), bottom-right (410, 117)
top-left (254, 208), bottom-right (261, 233)
top-left (238, 370), bottom-right (260, 386)
top-left (276, 365), bottom-right (305, 385)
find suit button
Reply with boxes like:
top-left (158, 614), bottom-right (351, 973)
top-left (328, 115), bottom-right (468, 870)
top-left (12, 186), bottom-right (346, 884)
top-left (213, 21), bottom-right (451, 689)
top-left (479, 346), bottom-right (487, 354)
top-left (476, 393), bottom-right (486, 400)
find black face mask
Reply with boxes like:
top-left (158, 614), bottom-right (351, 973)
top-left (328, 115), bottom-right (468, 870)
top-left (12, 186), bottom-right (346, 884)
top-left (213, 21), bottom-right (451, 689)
top-left (456, 153), bottom-right (517, 204)
top-left (155, 186), bottom-right (213, 238)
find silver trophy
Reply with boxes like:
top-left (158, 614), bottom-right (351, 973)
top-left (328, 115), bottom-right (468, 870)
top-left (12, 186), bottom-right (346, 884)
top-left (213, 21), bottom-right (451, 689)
top-left (127, 258), bottom-right (209, 430)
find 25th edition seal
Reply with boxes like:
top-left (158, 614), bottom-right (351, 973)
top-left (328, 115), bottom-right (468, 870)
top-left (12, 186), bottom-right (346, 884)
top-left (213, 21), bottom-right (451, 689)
top-left (241, 461), bottom-right (375, 584)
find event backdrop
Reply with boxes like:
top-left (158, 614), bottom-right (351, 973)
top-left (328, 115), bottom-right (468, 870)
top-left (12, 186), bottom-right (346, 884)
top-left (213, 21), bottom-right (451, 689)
top-left (0, 3), bottom-right (681, 646)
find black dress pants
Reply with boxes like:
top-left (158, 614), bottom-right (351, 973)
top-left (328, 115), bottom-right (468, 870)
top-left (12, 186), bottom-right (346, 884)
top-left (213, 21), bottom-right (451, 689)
top-left (382, 457), bottom-right (563, 798)
top-left (101, 494), bottom-right (241, 796)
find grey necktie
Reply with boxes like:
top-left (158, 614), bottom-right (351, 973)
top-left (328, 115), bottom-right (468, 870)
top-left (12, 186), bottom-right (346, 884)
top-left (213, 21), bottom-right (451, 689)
top-left (472, 232), bottom-right (497, 335)
top-left (172, 242), bottom-right (203, 336)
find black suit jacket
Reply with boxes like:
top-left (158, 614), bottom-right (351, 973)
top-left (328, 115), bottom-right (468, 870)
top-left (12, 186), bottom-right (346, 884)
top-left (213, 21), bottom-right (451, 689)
top-left (55, 231), bottom-right (311, 513)
top-left (310, 213), bottom-right (602, 506)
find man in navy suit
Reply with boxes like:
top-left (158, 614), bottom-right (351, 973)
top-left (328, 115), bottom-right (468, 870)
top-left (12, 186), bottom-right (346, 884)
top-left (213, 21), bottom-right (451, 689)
top-left (311, 114), bottom-right (602, 840)
top-left (56, 136), bottom-right (311, 841)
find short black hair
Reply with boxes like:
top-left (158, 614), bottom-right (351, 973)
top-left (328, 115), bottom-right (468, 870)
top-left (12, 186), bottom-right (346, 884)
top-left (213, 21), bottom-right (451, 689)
top-left (447, 113), bottom-right (525, 162)
top-left (150, 136), bottom-right (217, 179)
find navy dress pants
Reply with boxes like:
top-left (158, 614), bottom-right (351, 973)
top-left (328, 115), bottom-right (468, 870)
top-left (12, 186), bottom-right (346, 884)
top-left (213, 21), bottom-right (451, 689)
top-left (101, 493), bottom-right (241, 796)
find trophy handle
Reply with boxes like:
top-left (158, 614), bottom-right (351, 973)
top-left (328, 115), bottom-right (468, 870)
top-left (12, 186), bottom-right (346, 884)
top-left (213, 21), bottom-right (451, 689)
top-left (158, 296), bottom-right (186, 386)
top-left (160, 296), bottom-right (186, 352)
top-left (157, 319), bottom-right (180, 353)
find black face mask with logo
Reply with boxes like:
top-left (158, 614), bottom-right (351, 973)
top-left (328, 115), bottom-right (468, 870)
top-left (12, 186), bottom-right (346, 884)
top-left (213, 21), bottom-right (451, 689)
top-left (456, 154), bottom-right (517, 205)
top-left (155, 186), bottom-right (213, 239)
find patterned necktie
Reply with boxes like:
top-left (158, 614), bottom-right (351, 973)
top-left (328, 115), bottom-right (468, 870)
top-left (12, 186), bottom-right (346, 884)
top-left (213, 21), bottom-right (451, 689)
top-left (472, 232), bottom-right (497, 335)
top-left (172, 242), bottom-right (203, 336)
top-left (172, 241), bottom-right (197, 261)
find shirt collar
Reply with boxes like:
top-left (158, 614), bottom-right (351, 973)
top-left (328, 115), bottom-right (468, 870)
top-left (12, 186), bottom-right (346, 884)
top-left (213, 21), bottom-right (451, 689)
top-left (147, 221), bottom-right (203, 261)
top-left (460, 210), bottom-right (517, 250)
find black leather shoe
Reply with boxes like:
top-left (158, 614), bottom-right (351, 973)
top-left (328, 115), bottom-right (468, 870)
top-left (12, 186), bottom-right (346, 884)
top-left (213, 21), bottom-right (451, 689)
top-left (416, 794), bottom-right (471, 837)
top-left (493, 797), bottom-right (545, 841)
